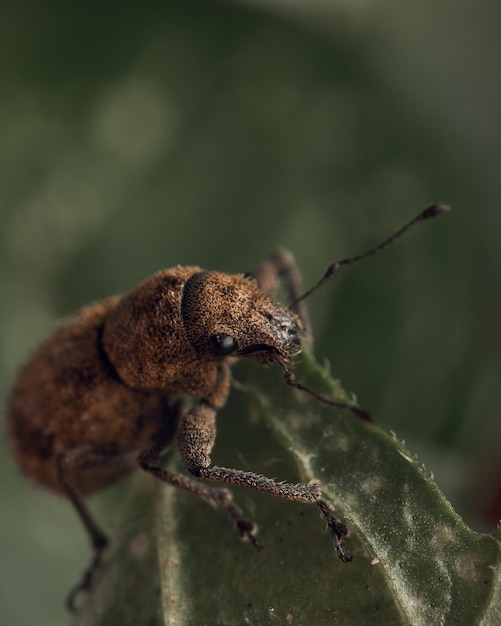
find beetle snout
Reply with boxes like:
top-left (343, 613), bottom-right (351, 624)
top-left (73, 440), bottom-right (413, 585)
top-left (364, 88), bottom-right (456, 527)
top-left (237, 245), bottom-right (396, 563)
top-left (271, 310), bottom-right (302, 356)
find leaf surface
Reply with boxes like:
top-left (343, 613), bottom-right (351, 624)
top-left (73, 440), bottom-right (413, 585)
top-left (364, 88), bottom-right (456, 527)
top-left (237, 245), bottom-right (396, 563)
top-left (73, 353), bottom-right (501, 625)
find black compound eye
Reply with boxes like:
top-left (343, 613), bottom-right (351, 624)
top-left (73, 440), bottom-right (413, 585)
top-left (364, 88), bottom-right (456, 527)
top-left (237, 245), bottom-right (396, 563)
top-left (209, 333), bottom-right (238, 356)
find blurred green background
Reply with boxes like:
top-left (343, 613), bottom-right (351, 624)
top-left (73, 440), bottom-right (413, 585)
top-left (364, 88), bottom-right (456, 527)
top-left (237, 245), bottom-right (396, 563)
top-left (1, 0), bottom-right (501, 624)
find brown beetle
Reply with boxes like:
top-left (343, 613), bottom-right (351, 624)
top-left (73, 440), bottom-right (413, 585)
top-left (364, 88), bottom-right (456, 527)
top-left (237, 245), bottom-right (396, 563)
top-left (7, 205), bottom-right (447, 610)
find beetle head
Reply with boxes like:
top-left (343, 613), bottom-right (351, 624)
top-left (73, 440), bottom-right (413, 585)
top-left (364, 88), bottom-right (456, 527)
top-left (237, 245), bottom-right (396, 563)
top-left (182, 271), bottom-right (302, 364)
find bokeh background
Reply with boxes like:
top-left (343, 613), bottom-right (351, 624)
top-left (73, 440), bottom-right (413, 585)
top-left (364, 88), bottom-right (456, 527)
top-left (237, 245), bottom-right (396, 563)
top-left (1, 0), bottom-right (500, 624)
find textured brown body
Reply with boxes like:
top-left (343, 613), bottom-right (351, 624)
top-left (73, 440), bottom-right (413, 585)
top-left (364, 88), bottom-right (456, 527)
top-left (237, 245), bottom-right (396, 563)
top-left (9, 248), bottom-right (360, 615)
top-left (8, 263), bottom-right (294, 496)
top-left (8, 296), bottom-right (161, 494)
top-left (7, 206), bottom-right (445, 611)
top-left (4, 244), bottom-right (377, 612)
top-left (8, 265), bottom-right (215, 494)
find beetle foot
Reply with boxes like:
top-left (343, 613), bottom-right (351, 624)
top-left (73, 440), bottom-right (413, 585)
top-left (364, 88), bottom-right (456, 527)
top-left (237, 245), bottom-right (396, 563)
top-left (226, 502), bottom-right (263, 551)
top-left (66, 548), bottom-right (105, 613)
top-left (315, 498), bottom-right (352, 563)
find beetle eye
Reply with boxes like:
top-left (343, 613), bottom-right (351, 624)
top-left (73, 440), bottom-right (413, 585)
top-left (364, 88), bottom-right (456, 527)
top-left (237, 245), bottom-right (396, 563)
top-left (209, 333), bottom-right (237, 356)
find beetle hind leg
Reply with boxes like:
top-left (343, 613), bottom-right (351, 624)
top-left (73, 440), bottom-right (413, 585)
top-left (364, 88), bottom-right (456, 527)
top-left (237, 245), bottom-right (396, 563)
top-left (65, 545), bottom-right (107, 613)
top-left (56, 453), bottom-right (110, 612)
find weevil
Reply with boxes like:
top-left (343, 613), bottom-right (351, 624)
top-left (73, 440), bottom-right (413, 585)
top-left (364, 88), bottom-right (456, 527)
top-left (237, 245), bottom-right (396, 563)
top-left (8, 204), bottom-right (448, 610)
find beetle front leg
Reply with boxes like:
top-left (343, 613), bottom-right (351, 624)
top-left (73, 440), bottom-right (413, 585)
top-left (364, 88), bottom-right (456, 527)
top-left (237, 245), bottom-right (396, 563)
top-left (140, 410), bottom-right (261, 549)
top-left (177, 401), bottom-right (351, 562)
top-left (179, 401), bottom-right (319, 503)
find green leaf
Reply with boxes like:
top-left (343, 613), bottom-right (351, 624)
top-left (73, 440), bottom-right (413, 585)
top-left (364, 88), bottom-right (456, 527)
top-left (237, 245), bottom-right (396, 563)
top-left (72, 353), bottom-right (501, 625)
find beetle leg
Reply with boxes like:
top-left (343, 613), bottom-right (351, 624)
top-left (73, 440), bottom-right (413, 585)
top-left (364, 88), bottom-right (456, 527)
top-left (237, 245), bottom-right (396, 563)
top-left (56, 452), bottom-right (110, 612)
top-left (177, 401), bottom-right (351, 561)
top-left (56, 443), bottom-right (161, 611)
top-left (139, 433), bottom-right (261, 550)
top-left (252, 249), bottom-right (312, 347)
top-left (139, 365), bottom-right (262, 546)
top-left (178, 401), bottom-right (319, 503)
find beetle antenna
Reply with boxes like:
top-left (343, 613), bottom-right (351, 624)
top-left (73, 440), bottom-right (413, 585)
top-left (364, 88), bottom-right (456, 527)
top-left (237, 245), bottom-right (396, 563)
top-left (289, 204), bottom-right (449, 309)
top-left (280, 363), bottom-right (373, 422)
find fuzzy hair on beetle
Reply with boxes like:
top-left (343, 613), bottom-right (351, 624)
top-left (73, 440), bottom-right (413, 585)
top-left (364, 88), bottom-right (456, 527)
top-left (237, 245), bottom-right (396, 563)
top-left (7, 204), bottom-right (448, 611)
